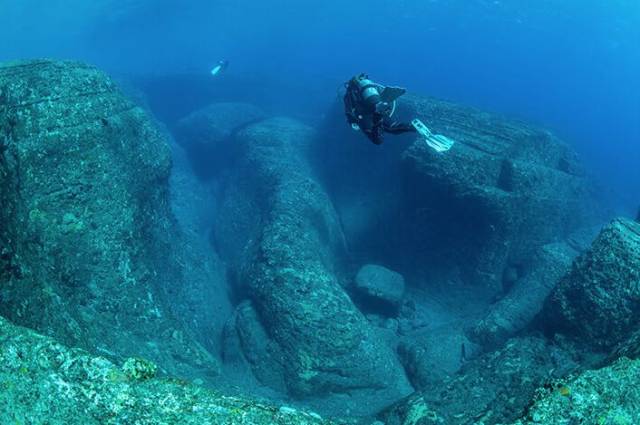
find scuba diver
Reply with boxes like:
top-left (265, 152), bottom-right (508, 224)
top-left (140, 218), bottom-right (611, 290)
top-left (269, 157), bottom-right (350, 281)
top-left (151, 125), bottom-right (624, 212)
top-left (344, 73), bottom-right (415, 145)
top-left (210, 60), bottom-right (229, 76)
top-left (343, 73), bottom-right (455, 152)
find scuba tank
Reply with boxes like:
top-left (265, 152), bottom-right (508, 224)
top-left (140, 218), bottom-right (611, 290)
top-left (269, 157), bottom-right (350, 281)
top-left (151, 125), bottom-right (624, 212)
top-left (353, 74), bottom-right (382, 111)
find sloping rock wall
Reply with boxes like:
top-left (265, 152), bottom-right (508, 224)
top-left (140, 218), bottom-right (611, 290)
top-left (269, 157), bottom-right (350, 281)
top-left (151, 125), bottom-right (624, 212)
top-left (174, 102), bottom-right (266, 180)
top-left (0, 60), bottom-right (218, 379)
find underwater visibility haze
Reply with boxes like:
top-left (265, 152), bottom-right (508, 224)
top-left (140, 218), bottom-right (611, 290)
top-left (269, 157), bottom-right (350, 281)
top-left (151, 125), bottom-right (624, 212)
top-left (0, 0), bottom-right (639, 423)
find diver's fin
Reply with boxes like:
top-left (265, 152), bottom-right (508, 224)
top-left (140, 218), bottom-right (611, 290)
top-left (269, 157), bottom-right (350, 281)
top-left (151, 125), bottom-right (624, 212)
top-left (380, 86), bottom-right (406, 103)
top-left (426, 134), bottom-right (455, 153)
top-left (411, 118), bottom-right (455, 153)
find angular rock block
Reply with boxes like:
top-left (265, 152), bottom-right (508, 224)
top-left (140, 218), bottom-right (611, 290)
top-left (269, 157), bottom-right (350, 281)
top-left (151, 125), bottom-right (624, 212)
top-left (380, 337), bottom-right (578, 425)
top-left (217, 117), bottom-right (411, 415)
top-left (399, 95), bottom-right (594, 292)
top-left (542, 218), bottom-right (640, 351)
top-left (0, 60), bottom-right (218, 378)
top-left (174, 102), bottom-right (266, 180)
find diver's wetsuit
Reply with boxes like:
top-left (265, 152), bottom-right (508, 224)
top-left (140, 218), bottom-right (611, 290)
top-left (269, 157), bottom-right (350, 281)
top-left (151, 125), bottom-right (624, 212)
top-left (344, 75), bottom-right (415, 145)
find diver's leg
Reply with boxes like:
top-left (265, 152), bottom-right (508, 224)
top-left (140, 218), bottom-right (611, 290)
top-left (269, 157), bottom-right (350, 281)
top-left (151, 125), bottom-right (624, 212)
top-left (365, 127), bottom-right (384, 145)
top-left (384, 121), bottom-right (417, 135)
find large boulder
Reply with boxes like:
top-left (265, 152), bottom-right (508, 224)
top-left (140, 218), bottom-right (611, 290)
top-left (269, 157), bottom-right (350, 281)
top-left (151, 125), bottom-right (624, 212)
top-left (398, 95), bottom-right (594, 292)
top-left (380, 337), bottom-right (578, 425)
top-left (0, 316), bottom-right (335, 425)
top-left (397, 325), bottom-right (475, 389)
top-left (174, 102), bottom-right (266, 180)
top-left (542, 218), bottom-right (640, 351)
top-left (216, 117), bottom-right (411, 416)
top-left (354, 264), bottom-right (406, 313)
top-left (0, 60), bottom-right (218, 379)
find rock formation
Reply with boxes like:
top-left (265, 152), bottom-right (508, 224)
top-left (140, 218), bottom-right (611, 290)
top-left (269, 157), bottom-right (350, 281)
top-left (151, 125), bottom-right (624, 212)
top-left (0, 60), bottom-right (219, 380)
top-left (542, 218), bottom-right (640, 351)
top-left (217, 117), bottom-right (411, 415)
top-left (511, 357), bottom-right (640, 425)
top-left (380, 337), bottom-right (578, 425)
top-left (354, 264), bottom-right (406, 313)
top-left (174, 102), bottom-right (266, 180)
top-left (470, 242), bottom-right (578, 347)
top-left (399, 94), bottom-right (594, 293)
top-left (0, 316), bottom-right (333, 425)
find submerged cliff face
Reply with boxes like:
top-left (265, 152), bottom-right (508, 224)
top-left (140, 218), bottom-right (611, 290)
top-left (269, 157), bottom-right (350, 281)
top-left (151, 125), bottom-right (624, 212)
top-left (399, 95), bottom-right (594, 293)
top-left (0, 60), bottom-right (219, 379)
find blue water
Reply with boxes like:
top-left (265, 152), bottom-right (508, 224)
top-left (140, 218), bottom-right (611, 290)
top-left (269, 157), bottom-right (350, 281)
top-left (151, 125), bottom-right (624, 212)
top-left (2, 0), bottom-right (638, 206)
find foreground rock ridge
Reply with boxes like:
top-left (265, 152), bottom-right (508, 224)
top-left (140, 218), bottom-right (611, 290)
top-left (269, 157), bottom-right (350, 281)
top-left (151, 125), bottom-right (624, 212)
top-left (0, 316), bottom-right (335, 425)
top-left (0, 60), bottom-right (217, 380)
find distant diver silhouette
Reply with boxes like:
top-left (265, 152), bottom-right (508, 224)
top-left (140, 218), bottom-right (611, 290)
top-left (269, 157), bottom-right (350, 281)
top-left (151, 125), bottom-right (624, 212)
top-left (210, 60), bottom-right (229, 76)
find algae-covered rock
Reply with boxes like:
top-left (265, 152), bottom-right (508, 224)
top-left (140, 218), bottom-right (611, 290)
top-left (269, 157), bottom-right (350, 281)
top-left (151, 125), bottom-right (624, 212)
top-left (512, 357), bottom-right (640, 425)
top-left (542, 218), bottom-right (640, 351)
top-left (122, 357), bottom-right (158, 381)
top-left (470, 242), bottom-right (578, 347)
top-left (217, 117), bottom-right (411, 415)
top-left (380, 337), bottom-right (578, 425)
top-left (0, 60), bottom-right (218, 379)
top-left (399, 95), bottom-right (593, 293)
top-left (175, 102), bottom-right (266, 180)
top-left (0, 316), bottom-right (336, 425)
top-left (397, 325), bottom-right (474, 390)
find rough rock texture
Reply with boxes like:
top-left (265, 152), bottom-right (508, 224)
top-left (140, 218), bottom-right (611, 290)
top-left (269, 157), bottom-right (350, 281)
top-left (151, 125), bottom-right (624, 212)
top-left (0, 316), bottom-right (337, 425)
top-left (222, 300), bottom-right (286, 392)
top-left (397, 325), bottom-right (475, 390)
top-left (512, 357), bottom-right (640, 425)
top-left (174, 102), bottom-right (266, 180)
top-left (380, 337), bottom-right (578, 425)
top-left (542, 218), bottom-right (640, 351)
top-left (217, 117), bottom-right (411, 416)
top-left (470, 242), bottom-right (578, 347)
top-left (0, 60), bottom-right (217, 379)
top-left (354, 264), bottom-right (406, 311)
top-left (399, 95), bottom-right (593, 292)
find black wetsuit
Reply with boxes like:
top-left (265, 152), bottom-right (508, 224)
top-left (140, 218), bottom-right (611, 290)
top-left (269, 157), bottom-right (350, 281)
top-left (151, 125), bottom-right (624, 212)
top-left (344, 76), bottom-right (415, 145)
